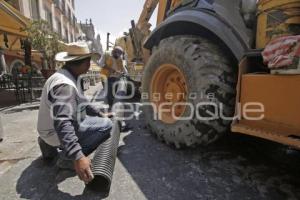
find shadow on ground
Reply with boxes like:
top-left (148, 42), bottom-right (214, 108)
top-left (12, 98), bottom-right (300, 200)
top-left (0, 90), bottom-right (19, 109)
top-left (16, 158), bottom-right (107, 200)
top-left (116, 104), bottom-right (300, 200)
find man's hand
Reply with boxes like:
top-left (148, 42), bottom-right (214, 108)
top-left (116, 70), bottom-right (123, 75)
top-left (100, 111), bottom-right (115, 118)
top-left (108, 67), bottom-right (122, 75)
top-left (74, 156), bottom-right (94, 184)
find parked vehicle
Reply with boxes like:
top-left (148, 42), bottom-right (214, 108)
top-left (140, 0), bottom-right (300, 149)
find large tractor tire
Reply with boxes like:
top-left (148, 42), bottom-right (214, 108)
top-left (141, 36), bottom-right (237, 148)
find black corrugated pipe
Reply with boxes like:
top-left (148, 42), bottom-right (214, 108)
top-left (87, 77), bottom-right (127, 192)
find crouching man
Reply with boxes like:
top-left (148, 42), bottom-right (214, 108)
top-left (37, 42), bottom-right (112, 184)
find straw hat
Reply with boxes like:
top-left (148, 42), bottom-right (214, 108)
top-left (55, 42), bottom-right (99, 62)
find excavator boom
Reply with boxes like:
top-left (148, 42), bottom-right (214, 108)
top-left (136, 0), bottom-right (159, 31)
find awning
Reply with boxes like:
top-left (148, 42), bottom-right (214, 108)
top-left (0, 0), bottom-right (30, 50)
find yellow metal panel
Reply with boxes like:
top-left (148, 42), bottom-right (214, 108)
top-left (157, 0), bottom-right (168, 25)
top-left (232, 123), bottom-right (300, 150)
top-left (256, 0), bottom-right (300, 48)
top-left (258, 0), bottom-right (300, 11)
top-left (232, 57), bottom-right (300, 149)
top-left (170, 0), bottom-right (182, 10)
top-left (157, 0), bottom-right (183, 25)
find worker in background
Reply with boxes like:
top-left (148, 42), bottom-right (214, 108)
top-left (37, 42), bottom-right (113, 184)
top-left (99, 46), bottom-right (126, 110)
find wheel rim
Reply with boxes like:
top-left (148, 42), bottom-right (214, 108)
top-left (150, 64), bottom-right (188, 124)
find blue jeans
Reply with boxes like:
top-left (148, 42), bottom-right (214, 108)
top-left (76, 116), bottom-right (113, 156)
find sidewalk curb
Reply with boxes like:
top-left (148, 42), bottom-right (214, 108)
top-left (1, 102), bottom-right (40, 114)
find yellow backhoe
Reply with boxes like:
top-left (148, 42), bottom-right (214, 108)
top-left (115, 0), bottom-right (159, 83)
top-left (124, 0), bottom-right (300, 150)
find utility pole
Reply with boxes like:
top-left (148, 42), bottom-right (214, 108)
top-left (0, 48), bottom-right (8, 74)
top-left (106, 32), bottom-right (110, 51)
top-left (24, 39), bottom-right (32, 70)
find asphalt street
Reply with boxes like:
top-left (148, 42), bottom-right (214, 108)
top-left (0, 88), bottom-right (300, 199)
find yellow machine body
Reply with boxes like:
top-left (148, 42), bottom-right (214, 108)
top-left (256, 0), bottom-right (300, 48)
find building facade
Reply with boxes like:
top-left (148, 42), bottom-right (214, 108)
top-left (3, 0), bottom-right (83, 74)
top-left (11, 0), bottom-right (82, 43)
top-left (79, 19), bottom-right (103, 55)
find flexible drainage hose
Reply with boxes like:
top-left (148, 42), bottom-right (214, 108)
top-left (87, 77), bottom-right (127, 192)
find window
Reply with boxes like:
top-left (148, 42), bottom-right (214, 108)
top-left (45, 9), bottom-right (53, 30)
top-left (55, 0), bottom-right (63, 12)
top-left (61, 0), bottom-right (65, 14)
top-left (70, 34), bottom-right (73, 42)
top-left (73, 16), bottom-right (76, 27)
top-left (5, 0), bottom-right (20, 10)
top-left (54, 0), bottom-right (60, 7)
top-left (65, 29), bottom-right (69, 43)
top-left (30, 0), bottom-right (40, 20)
top-left (57, 19), bottom-right (62, 37)
top-left (68, 8), bottom-right (72, 21)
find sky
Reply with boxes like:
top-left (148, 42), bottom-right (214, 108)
top-left (75, 0), bottom-right (158, 48)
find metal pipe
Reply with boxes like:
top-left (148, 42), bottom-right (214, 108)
top-left (87, 77), bottom-right (127, 192)
top-left (106, 33), bottom-right (110, 51)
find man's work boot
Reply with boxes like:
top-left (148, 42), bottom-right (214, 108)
top-left (38, 137), bottom-right (58, 161)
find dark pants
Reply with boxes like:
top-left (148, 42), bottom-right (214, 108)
top-left (77, 116), bottom-right (113, 156)
top-left (38, 116), bottom-right (113, 160)
top-left (106, 77), bottom-right (119, 109)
